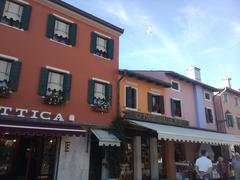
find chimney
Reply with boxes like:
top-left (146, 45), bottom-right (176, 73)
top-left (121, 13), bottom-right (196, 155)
top-left (222, 76), bottom-right (232, 88)
top-left (187, 65), bottom-right (201, 82)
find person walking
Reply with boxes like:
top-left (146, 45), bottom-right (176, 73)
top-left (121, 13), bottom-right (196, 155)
top-left (232, 153), bottom-right (240, 180)
top-left (195, 149), bottom-right (213, 180)
top-left (216, 156), bottom-right (228, 180)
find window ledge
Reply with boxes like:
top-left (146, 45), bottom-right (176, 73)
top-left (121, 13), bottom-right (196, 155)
top-left (150, 112), bottom-right (163, 116)
top-left (93, 53), bottom-right (111, 61)
top-left (171, 88), bottom-right (181, 92)
top-left (49, 39), bottom-right (72, 48)
top-left (125, 107), bottom-right (138, 112)
top-left (0, 22), bottom-right (24, 31)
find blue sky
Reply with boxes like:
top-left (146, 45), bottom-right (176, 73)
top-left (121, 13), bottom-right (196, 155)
top-left (63, 0), bottom-right (240, 89)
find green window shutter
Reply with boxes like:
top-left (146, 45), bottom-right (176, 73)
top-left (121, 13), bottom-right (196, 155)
top-left (63, 73), bottom-right (72, 102)
top-left (69, 23), bottom-right (77, 46)
top-left (90, 32), bottom-right (97, 53)
top-left (0, 0), bottom-right (6, 18)
top-left (147, 93), bottom-right (152, 112)
top-left (107, 39), bottom-right (114, 59)
top-left (88, 79), bottom-right (95, 104)
top-left (38, 68), bottom-right (49, 96)
top-left (105, 84), bottom-right (112, 106)
top-left (159, 96), bottom-right (165, 114)
top-left (46, 14), bottom-right (56, 39)
top-left (171, 99), bottom-right (175, 116)
top-left (126, 87), bottom-right (132, 108)
top-left (8, 61), bottom-right (22, 91)
top-left (21, 4), bottom-right (32, 30)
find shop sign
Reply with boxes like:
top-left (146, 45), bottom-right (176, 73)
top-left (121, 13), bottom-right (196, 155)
top-left (124, 110), bottom-right (189, 127)
top-left (0, 106), bottom-right (75, 122)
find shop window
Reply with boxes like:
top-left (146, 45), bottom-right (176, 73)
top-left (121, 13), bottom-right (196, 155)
top-left (38, 67), bottom-right (72, 105)
top-left (171, 80), bottom-right (180, 91)
top-left (205, 107), bottom-right (213, 123)
top-left (88, 79), bottom-right (112, 112)
top-left (223, 93), bottom-right (228, 103)
top-left (46, 14), bottom-right (77, 46)
top-left (237, 117), bottom-right (240, 129)
top-left (171, 99), bottom-right (182, 117)
top-left (0, 0), bottom-right (31, 30)
top-left (148, 93), bottom-right (164, 114)
top-left (225, 111), bottom-right (234, 128)
top-left (125, 86), bottom-right (137, 109)
top-left (90, 32), bottom-right (114, 59)
top-left (0, 58), bottom-right (21, 96)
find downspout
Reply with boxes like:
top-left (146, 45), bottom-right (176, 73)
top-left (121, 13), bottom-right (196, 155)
top-left (116, 70), bottom-right (126, 119)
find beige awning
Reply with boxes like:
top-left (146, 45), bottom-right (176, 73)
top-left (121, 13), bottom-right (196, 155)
top-left (91, 129), bottom-right (121, 147)
top-left (128, 120), bottom-right (240, 146)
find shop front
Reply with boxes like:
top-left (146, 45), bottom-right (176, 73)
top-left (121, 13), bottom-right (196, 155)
top-left (0, 106), bottom-right (86, 180)
top-left (120, 111), bottom-right (240, 180)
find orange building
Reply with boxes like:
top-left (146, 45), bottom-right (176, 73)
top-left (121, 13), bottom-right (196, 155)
top-left (0, 0), bottom-right (123, 180)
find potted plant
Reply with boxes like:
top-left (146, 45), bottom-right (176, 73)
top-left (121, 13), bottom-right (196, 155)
top-left (91, 97), bottom-right (110, 113)
top-left (44, 88), bottom-right (64, 105)
top-left (0, 80), bottom-right (10, 97)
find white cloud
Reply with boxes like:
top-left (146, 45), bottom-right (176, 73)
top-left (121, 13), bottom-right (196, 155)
top-left (230, 20), bottom-right (240, 45)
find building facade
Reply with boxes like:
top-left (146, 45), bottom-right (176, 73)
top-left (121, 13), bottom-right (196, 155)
top-left (0, 0), bottom-right (123, 180)
top-left (119, 69), bottom-right (240, 180)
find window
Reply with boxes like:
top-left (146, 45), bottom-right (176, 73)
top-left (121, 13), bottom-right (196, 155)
top-left (225, 111), bottom-right (234, 128)
top-left (171, 99), bottom-right (182, 117)
top-left (223, 93), bottom-right (228, 103)
top-left (171, 81), bottom-right (180, 91)
top-left (204, 92), bottom-right (211, 101)
top-left (205, 108), bottom-right (213, 123)
top-left (125, 86), bottom-right (137, 109)
top-left (38, 68), bottom-right (72, 104)
top-left (0, 0), bottom-right (31, 30)
top-left (90, 32), bottom-right (114, 59)
top-left (235, 97), bottom-right (240, 106)
top-left (46, 71), bottom-right (64, 96)
top-left (148, 93), bottom-right (164, 114)
top-left (46, 14), bottom-right (77, 46)
top-left (0, 58), bottom-right (21, 92)
top-left (237, 117), bottom-right (240, 129)
top-left (88, 79), bottom-right (112, 106)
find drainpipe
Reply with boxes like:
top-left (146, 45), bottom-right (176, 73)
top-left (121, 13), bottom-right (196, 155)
top-left (116, 70), bottom-right (126, 119)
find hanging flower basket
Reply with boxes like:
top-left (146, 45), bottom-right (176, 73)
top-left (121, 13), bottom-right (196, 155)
top-left (43, 88), bottom-right (64, 105)
top-left (91, 97), bottom-right (110, 113)
top-left (0, 80), bottom-right (10, 97)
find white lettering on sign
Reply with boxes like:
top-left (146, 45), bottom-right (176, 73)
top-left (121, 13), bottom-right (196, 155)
top-left (16, 108), bottom-right (28, 117)
top-left (53, 113), bottom-right (64, 121)
top-left (0, 106), bottom-right (12, 115)
top-left (0, 106), bottom-right (75, 122)
top-left (40, 112), bottom-right (51, 120)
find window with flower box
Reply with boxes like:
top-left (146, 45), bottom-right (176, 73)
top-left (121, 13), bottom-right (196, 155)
top-left (88, 79), bottom-right (112, 112)
top-left (38, 68), bottom-right (72, 105)
top-left (0, 0), bottom-right (31, 30)
top-left (0, 58), bottom-right (21, 97)
top-left (46, 14), bottom-right (77, 46)
top-left (90, 32), bottom-right (114, 59)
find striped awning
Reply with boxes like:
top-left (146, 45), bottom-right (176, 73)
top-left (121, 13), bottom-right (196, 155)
top-left (91, 129), bottom-right (120, 147)
top-left (128, 120), bottom-right (240, 146)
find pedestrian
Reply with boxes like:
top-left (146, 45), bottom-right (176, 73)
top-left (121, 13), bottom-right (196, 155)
top-left (195, 149), bottom-right (213, 180)
top-left (216, 156), bottom-right (228, 180)
top-left (232, 153), bottom-right (240, 180)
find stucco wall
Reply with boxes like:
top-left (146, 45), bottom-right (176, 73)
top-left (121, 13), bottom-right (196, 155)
top-left (0, 0), bottom-right (120, 126)
top-left (57, 136), bottom-right (90, 180)
top-left (221, 92), bottom-right (240, 135)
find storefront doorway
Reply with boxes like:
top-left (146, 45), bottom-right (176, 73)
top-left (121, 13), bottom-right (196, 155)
top-left (0, 135), bottom-right (58, 180)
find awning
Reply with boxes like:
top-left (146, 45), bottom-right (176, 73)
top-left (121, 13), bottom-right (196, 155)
top-left (128, 120), bottom-right (240, 146)
top-left (91, 129), bottom-right (121, 147)
top-left (0, 115), bottom-right (86, 137)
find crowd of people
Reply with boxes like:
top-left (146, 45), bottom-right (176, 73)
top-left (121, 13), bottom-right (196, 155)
top-left (195, 150), bottom-right (240, 180)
